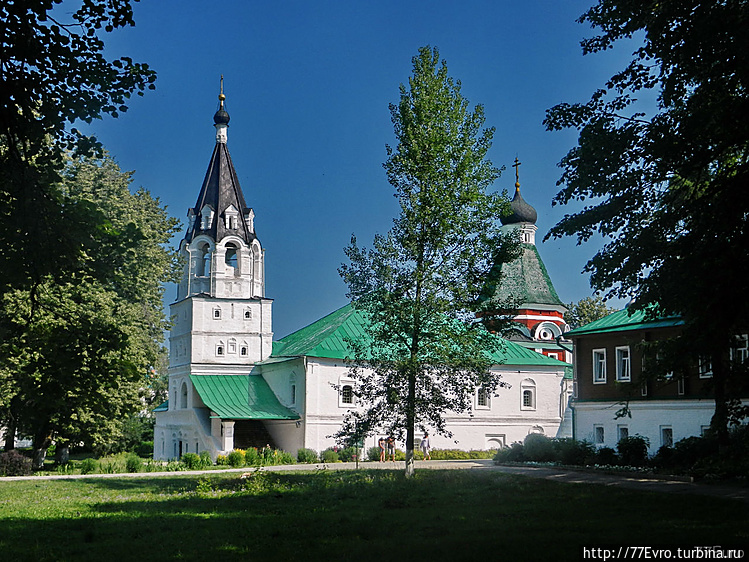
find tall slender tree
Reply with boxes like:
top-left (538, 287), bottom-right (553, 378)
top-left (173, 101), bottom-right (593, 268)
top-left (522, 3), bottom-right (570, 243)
top-left (338, 46), bottom-right (518, 477)
top-left (544, 0), bottom-right (749, 440)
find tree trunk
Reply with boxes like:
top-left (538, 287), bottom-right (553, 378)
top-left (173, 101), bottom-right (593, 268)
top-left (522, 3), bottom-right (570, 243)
top-left (3, 419), bottom-right (16, 451)
top-left (32, 431), bottom-right (52, 471)
top-left (55, 442), bottom-right (70, 466)
top-left (710, 353), bottom-right (730, 447)
top-left (32, 447), bottom-right (48, 470)
top-left (405, 368), bottom-right (416, 478)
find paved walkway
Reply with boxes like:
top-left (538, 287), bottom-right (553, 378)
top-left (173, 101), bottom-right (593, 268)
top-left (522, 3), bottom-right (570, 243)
top-left (4, 459), bottom-right (748, 504)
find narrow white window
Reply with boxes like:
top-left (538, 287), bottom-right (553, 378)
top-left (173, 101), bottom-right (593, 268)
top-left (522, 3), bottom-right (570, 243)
top-left (341, 384), bottom-right (354, 405)
top-left (677, 377), bottom-right (685, 395)
top-left (216, 342), bottom-right (225, 356)
top-left (228, 339), bottom-right (237, 354)
top-left (520, 379), bottom-right (536, 410)
top-left (661, 426), bottom-right (673, 448)
top-left (615, 346), bottom-right (631, 381)
top-left (594, 425), bottom-right (605, 445)
top-left (476, 387), bottom-right (490, 409)
top-left (180, 381), bottom-right (188, 409)
top-left (699, 356), bottom-right (713, 379)
top-left (617, 425), bottom-right (629, 442)
top-left (213, 307), bottom-right (221, 320)
top-left (593, 349), bottom-right (607, 383)
top-left (731, 334), bottom-right (748, 363)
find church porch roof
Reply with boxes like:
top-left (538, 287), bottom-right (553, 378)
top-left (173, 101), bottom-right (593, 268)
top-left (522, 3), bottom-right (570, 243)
top-left (190, 374), bottom-right (299, 420)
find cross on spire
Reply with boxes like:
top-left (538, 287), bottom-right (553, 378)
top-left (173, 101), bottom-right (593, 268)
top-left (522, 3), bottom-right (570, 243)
top-left (513, 156), bottom-right (521, 189)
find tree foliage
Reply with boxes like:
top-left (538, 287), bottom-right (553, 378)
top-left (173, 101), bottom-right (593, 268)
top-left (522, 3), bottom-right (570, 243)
top-left (337, 46), bottom-right (518, 476)
top-left (0, 155), bottom-right (180, 463)
top-left (544, 0), bottom-right (749, 438)
top-left (565, 296), bottom-right (616, 330)
top-left (0, 0), bottom-right (156, 293)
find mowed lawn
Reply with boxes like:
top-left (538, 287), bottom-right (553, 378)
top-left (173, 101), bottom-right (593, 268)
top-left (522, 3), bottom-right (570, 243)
top-left (0, 469), bottom-right (746, 561)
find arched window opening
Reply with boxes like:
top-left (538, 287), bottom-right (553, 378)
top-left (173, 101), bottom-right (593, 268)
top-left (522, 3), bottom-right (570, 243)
top-left (477, 387), bottom-right (489, 408)
top-left (196, 243), bottom-right (212, 276)
top-left (180, 381), bottom-right (188, 409)
top-left (521, 379), bottom-right (536, 410)
top-left (341, 385), bottom-right (354, 405)
top-left (225, 243), bottom-right (238, 269)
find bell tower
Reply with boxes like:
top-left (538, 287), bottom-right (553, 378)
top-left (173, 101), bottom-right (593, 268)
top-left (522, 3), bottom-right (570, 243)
top-left (168, 79), bottom-right (273, 383)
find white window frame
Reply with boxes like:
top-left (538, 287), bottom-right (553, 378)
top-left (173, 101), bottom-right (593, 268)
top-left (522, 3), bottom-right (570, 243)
top-left (617, 425), bottom-right (629, 442)
top-left (216, 341), bottom-right (225, 356)
top-left (520, 379), bottom-right (536, 411)
top-left (677, 377), bottom-right (685, 395)
top-left (213, 307), bottom-right (221, 320)
top-left (593, 349), bottom-right (607, 384)
top-left (228, 338), bottom-right (237, 354)
top-left (594, 425), bottom-right (605, 445)
top-left (615, 346), bottom-right (631, 382)
top-left (476, 387), bottom-right (490, 409)
top-left (699, 356), bottom-right (713, 379)
top-left (660, 426), bottom-right (674, 448)
top-left (339, 382), bottom-right (355, 407)
top-left (730, 334), bottom-right (748, 363)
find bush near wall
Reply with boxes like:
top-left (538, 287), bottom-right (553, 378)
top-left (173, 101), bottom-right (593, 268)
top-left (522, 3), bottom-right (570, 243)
top-left (297, 448), bottom-right (318, 463)
top-left (0, 450), bottom-right (33, 476)
top-left (493, 427), bottom-right (749, 481)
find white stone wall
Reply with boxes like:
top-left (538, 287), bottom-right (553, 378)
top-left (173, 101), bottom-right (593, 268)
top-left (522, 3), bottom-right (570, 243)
top-left (260, 357), bottom-right (569, 455)
top-left (572, 399), bottom-right (748, 452)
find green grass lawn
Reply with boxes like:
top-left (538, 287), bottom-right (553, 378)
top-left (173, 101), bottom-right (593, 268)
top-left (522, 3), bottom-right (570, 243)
top-left (0, 470), bottom-right (746, 561)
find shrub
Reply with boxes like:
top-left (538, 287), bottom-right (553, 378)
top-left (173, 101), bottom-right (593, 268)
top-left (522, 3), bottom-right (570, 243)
top-left (261, 446), bottom-right (275, 464)
top-left (553, 438), bottom-right (596, 465)
top-left (0, 450), bottom-right (33, 476)
top-left (227, 449), bottom-right (245, 467)
top-left (79, 457), bottom-right (98, 475)
top-left (297, 448), bottom-right (318, 463)
top-left (367, 446), bottom-right (381, 461)
top-left (125, 453), bottom-right (143, 473)
top-left (493, 442), bottom-right (524, 463)
top-left (523, 434), bottom-right (555, 462)
top-left (337, 447), bottom-right (357, 462)
top-left (595, 447), bottom-right (618, 465)
top-left (275, 451), bottom-right (296, 465)
top-left (199, 450), bottom-right (212, 468)
top-left (181, 452), bottom-right (202, 469)
top-left (244, 447), bottom-right (260, 466)
top-left (135, 441), bottom-right (153, 458)
top-left (321, 448), bottom-right (339, 463)
top-left (216, 454), bottom-right (228, 466)
top-left (617, 435), bottom-right (650, 467)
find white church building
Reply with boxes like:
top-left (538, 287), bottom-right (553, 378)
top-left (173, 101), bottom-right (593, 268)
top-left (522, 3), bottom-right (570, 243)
top-left (153, 90), bottom-right (571, 461)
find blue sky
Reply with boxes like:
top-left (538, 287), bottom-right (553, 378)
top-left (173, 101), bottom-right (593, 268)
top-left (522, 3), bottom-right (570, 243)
top-left (76, 0), bottom-right (634, 338)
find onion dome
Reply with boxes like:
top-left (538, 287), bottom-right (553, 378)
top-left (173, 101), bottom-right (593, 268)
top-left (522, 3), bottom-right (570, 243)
top-left (501, 157), bottom-right (537, 225)
top-left (213, 75), bottom-right (230, 125)
top-left (501, 186), bottom-right (538, 225)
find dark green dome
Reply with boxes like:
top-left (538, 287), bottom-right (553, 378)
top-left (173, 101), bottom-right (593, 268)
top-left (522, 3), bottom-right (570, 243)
top-left (501, 186), bottom-right (537, 225)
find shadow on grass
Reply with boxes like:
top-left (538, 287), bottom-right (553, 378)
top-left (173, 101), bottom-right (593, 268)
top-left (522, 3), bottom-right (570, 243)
top-left (1, 470), bottom-right (746, 562)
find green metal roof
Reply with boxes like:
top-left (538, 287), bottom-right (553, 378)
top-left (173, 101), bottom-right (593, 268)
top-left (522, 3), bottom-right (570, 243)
top-left (566, 307), bottom-right (683, 336)
top-left (271, 303), bottom-right (366, 360)
top-left (272, 303), bottom-right (568, 368)
top-left (481, 243), bottom-right (565, 309)
top-left (190, 374), bottom-right (299, 420)
top-left (153, 400), bottom-right (168, 412)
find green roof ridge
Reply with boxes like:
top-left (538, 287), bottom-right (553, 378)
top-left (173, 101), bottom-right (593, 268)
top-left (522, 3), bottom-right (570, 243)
top-left (567, 307), bottom-right (683, 336)
top-left (272, 302), bottom-right (568, 368)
